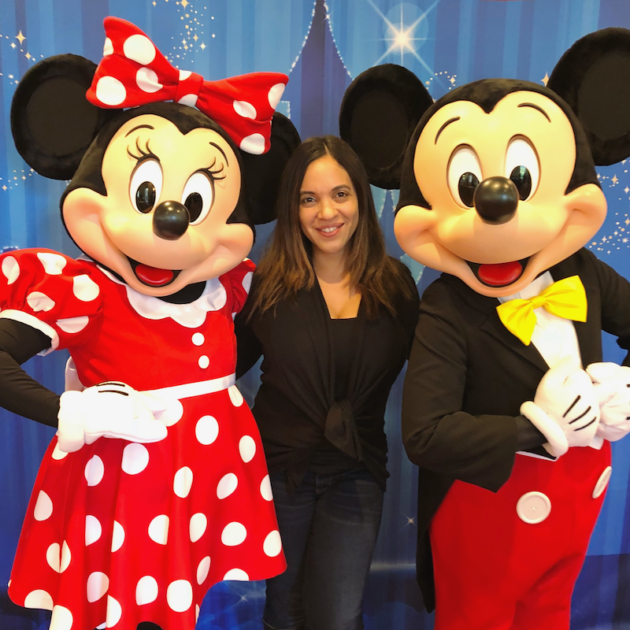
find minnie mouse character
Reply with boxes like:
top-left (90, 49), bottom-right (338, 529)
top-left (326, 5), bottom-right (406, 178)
top-left (340, 28), bottom-right (630, 630)
top-left (3, 17), bottom-right (299, 630)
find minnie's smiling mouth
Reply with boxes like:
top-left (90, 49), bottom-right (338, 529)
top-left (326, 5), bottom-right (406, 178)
top-left (127, 257), bottom-right (181, 287)
top-left (466, 257), bottom-right (531, 287)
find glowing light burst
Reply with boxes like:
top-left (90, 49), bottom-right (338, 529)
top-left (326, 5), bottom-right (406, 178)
top-left (366, 0), bottom-right (440, 74)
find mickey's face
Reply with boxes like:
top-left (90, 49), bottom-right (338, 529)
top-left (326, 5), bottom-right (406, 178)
top-left (62, 114), bottom-right (253, 296)
top-left (394, 90), bottom-right (607, 297)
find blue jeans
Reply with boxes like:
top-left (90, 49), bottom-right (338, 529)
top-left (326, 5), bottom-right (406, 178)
top-left (263, 467), bottom-right (384, 630)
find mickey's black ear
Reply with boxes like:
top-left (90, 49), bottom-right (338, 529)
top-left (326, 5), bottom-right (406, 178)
top-left (11, 54), bottom-right (119, 180)
top-left (240, 112), bottom-right (301, 224)
top-left (548, 28), bottom-right (630, 166)
top-left (339, 64), bottom-right (432, 190)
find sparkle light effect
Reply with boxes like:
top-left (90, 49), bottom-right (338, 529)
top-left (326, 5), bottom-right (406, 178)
top-left (368, 0), bottom-right (440, 74)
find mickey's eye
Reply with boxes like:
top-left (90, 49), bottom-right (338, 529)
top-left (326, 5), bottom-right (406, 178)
top-left (130, 159), bottom-right (163, 214)
top-left (182, 171), bottom-right (214, 224)
top-left (448, 146), bottom-right (483, 208)
top-left (505, 137), bottom-right (539, 201)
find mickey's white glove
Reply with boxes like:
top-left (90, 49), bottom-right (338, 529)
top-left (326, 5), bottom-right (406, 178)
top-left (521, 357), bottom-right (601, 457)
top-left (57, 382), bottom-right (168, 453)
top-left (586, 362), bottom-right (630, 442)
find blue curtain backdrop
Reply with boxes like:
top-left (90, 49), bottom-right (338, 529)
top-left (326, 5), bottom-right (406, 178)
top-left (0, 0), bottom-right (629, 628)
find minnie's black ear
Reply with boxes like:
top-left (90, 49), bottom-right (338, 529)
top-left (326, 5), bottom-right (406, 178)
top-left (548, 28), bottom-right (630, 166)
top-left (240, 112), bottom-right (301, 224)
top-left (11, 54), bottom-right (119, 180)
top-left (339, 64), bottom-right (432, 190)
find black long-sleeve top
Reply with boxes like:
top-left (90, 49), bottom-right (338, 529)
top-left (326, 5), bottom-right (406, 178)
top-left (235, 260), bottom-right (420, 489)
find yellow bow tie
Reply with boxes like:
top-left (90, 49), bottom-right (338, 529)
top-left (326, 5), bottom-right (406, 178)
top-left (496, 275), bottom-right (587, 345)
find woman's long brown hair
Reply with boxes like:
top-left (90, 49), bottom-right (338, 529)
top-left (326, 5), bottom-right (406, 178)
top-left (248, 135), bottom-right (415, 319)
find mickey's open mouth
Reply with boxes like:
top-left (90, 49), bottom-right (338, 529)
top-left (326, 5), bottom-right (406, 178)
top-left (466, 257), bottom-right (530, 287)
top-left (127, 257), bottom-right (181, 287)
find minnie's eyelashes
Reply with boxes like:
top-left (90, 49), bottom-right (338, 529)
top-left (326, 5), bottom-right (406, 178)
top-left (127, 137), bottom-right (158, 163)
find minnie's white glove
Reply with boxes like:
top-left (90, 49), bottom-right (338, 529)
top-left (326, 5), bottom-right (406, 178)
top-left (586, 362), bottom-right (630, 442)
top-left (521, 357), bottom-right (601, 457)
top-left (57, 382), bottom-right (168, 453)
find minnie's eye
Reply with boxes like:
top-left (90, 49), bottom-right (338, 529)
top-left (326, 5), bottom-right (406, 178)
top-left (130, 159), bottom-right (163, 214)
top-left (505, 137), bottom-right (539, 201)
top-left (448, 146), bottom-right (483, 208)
top-left (182, 171), bottom-right (214, 224)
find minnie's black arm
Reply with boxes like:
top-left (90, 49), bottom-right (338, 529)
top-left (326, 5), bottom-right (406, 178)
top-left (0, 319), bottom-right (60, 426)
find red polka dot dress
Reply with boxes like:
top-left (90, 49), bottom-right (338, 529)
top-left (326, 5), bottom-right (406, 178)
top-left (3, 249), bottom-right (285, 630)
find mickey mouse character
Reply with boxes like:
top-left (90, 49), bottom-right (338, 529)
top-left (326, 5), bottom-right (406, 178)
top-left (3, 17), bottom-right (299, 630)
top-left (340, 28), bottom-right (630, 630)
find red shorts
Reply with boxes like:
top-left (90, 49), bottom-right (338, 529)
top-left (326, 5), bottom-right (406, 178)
top-left (429, 443), bottom-right (612, 630)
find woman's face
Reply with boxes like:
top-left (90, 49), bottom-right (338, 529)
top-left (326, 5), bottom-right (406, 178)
top-left (298, 154), bottom-right (360, 259)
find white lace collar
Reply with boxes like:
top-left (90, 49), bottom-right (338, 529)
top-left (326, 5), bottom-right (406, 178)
top-left (96, 264), bottom-right (227, 328)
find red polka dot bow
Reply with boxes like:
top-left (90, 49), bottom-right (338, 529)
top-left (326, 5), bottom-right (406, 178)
top-left (86, 17), bottom-right (289, 155)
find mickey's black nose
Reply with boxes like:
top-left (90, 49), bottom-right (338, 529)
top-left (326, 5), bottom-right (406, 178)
top-left (153, 200), bottom-right (190, 240)
top-left (473, 176), bottom-right (519, 225)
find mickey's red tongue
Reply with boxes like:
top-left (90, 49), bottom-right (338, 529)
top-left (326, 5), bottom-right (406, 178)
top-left (135, 264), bottom-right (174, 287)
top-left (477, 261), bottom-right (522, 287)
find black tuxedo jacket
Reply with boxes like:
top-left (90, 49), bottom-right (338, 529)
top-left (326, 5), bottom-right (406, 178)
top-left (402, 248), bottom-right (630, 611)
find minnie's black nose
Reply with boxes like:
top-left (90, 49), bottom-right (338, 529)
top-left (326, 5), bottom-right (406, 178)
top-left (152, 200), bottom-right (190, 240)
top-left (473, 177), bottom-right (519, 225)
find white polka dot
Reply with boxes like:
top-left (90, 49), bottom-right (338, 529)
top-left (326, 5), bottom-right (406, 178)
top-left (197, 557), bottom-right (211, 585)
top-left (196, 605), bottom-right (200, 621)
top-left (260, 474), bottom-right (273, 501)
top-left (56, 316), bottom-right (89, 333)
top-left (122, 443), bottom-right (149, 475)
top-left (60, 541), bottom-right (71, 572)
top-left (223, 568), bottom-right (249, 581)
top-left (103, 37), bottom-right (113, 56)
top-left (24, 589), bottom-right (53, 610)
top-left (136, 67), bottom-right (163, 93)
top-left (148, 515), bottom-right (169, 545)
top-left (174, 466), bottom-right (193, 498)
top-left (233, 100), bottom-right (257, 119)
top-left (242, 271), bottom-right (253, 294)
top-left (50, 605), bottom-right (73, 630)
top-left (96, 624), bottom-right (106, 630)
top-left (106, 595), bottom-right (122, 628)
top-left (51, 443), bottom-right (68, 460)
top-left (240, 133), bottom-right (266, 155)
top-left (136, 576), bottom-right (159, 606)
top-left (239, 435), bottom-right (256, 462)
top-left (192, 332), bottom-right (204, 346)
top-left (46, 541), bottom-right (70, 573)
top-left (263, 530), bottom-right (282, 557)
top-left (27, 291), bottom-right (55, 312)
top-left (179, 70), bottom-right (192, 80)
top-left (37, 252), bottom-right (66, 275)
top-left (196, 416), bottom-right (219, 445)
top-left (123, 34), bottom-right (156, 65)
top-left (229, 386), bottom-right (244, 407)
top-left (217, 473), bottom-right (238, 499)
top-left (198, 355), bottom-right (210, 369)
top-left (73, 275), bottom-right (100, 301)
top-left (221, 522), bottom-right (247, 546)
top-left (86, 515), bottom-right (102, 546)
top-left (85, 455), bottom-right (104, 486)
top-left (2, 256), bottom-right (19, 284)
top-left (190, 513), bottom-right (207, 543)
top-left (178, 94), bottom-right (198, 107)
top-left (111, 521), bottom-right (125, 552)
top-left (268, 83), bottom-right (285, 109)
top-left (167, 580), bottom-right (193, 613)
top-left (95, 76), bottom-right (127, 106)
top-left (87, 572), bottom-right (109, 603)
top-left (157, 398), bottom-right (184, 427)
top-left (46, 543), bottom-right (61, 572)
top-left (34, 491), bottom-right (53, 521)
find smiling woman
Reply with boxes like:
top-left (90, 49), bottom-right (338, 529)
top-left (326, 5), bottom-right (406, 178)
top-left (235, 135), bottom-right (419, 630)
